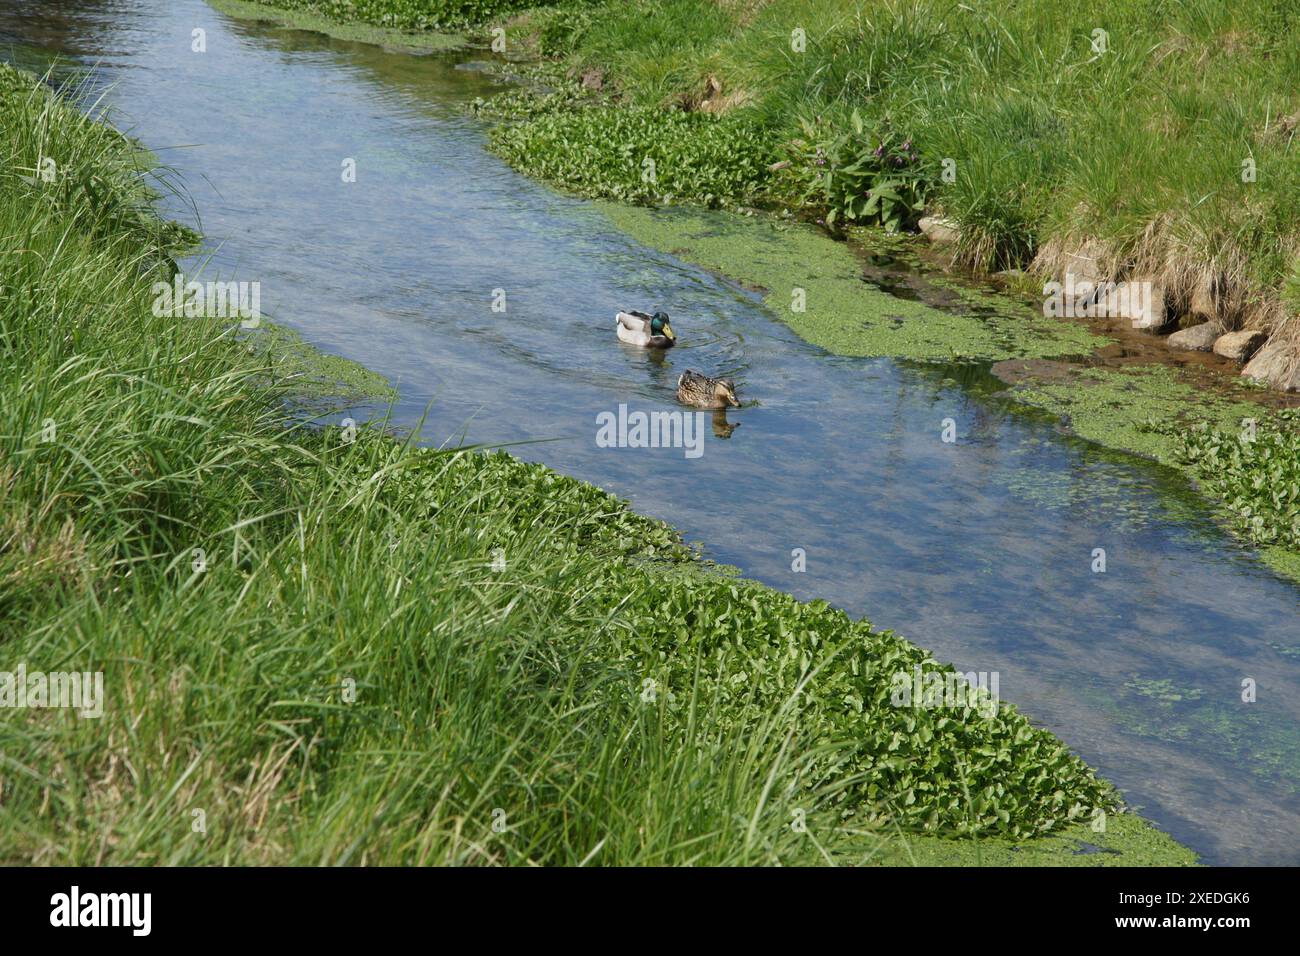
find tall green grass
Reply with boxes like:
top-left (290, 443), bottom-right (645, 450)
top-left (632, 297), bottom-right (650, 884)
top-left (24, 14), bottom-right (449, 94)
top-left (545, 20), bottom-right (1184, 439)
top-left (480, 0), bottom-right (1300, 330)
top-left (1, 64), bottom-right (1122, 864)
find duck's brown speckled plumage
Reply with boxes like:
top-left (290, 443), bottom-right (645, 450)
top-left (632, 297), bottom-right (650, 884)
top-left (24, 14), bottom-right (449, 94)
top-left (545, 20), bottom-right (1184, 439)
top-left (676, 369), bottom-right (740, 409)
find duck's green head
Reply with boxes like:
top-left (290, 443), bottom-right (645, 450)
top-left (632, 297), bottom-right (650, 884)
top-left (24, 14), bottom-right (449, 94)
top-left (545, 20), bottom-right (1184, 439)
top-left (650, 311), bottom-right (675, 342)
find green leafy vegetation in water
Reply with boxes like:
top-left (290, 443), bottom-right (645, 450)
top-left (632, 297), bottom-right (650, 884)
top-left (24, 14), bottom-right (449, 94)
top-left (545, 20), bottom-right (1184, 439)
top-left (207, 0), bottom-right (471, 50)
top-left (1172, 409), bottom-right (1300, 552)
top-left (0, 63), bottom-right (1176, 864)
top-left (489, 101), bottom-right (774, 209)
top-left (1000, 459), bottom-right (1201, 536)
top-left (222, 0), bottom-right (553, 32)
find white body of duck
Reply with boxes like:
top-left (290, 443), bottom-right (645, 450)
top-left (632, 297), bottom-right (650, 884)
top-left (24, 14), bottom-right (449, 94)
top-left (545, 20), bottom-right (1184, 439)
top-left (616, 309), bottom-right (676, 348)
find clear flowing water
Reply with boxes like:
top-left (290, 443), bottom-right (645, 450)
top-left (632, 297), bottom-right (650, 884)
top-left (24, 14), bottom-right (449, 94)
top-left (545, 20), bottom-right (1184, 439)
top-left (4, 0), bottom-right (1298, 864)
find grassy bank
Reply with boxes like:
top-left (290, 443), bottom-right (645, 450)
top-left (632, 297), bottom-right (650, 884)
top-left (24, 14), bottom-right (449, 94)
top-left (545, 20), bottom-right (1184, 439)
top-left (0, 63), bottom-right (1196, 864)
top-left (489, 0), bottom-right (1300, 349)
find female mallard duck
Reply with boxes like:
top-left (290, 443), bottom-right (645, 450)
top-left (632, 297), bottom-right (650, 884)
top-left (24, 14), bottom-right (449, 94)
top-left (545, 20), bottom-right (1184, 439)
top-left (616, 309), bottom-right (676, 348)
top-left (676, 369), bottom-right (740, 409)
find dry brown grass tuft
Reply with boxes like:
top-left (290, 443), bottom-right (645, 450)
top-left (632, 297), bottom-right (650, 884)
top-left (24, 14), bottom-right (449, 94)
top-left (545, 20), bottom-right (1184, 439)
top-left (670, 72), bottom-right (752, 114)
top-left (1032, 220), bottom-right (1296, 343)
top-left (0, 464), bottom-right (92, 610)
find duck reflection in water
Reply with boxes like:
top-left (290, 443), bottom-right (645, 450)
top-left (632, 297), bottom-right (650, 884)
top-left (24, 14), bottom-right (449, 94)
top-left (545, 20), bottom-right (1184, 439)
top-left (712, 408), bottom-right (740, 438)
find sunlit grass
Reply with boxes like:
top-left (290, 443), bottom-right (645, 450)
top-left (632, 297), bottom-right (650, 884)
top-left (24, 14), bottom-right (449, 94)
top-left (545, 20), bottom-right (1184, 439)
top-left (473, 0), bottom-right (1300, 334)
top-left (0, 62), bottom-right (1127, 864)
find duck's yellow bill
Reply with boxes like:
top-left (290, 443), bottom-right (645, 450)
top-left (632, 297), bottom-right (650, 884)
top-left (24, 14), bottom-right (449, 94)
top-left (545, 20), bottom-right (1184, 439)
top-left (662, 323), bottom-right (676, 341)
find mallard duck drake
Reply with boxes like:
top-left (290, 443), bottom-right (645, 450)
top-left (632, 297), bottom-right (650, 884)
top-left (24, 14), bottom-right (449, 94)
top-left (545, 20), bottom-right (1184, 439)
top-left (676, 369), bottom-right (739, 408)
top-left (616, 309), bottom-right (676, 348)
